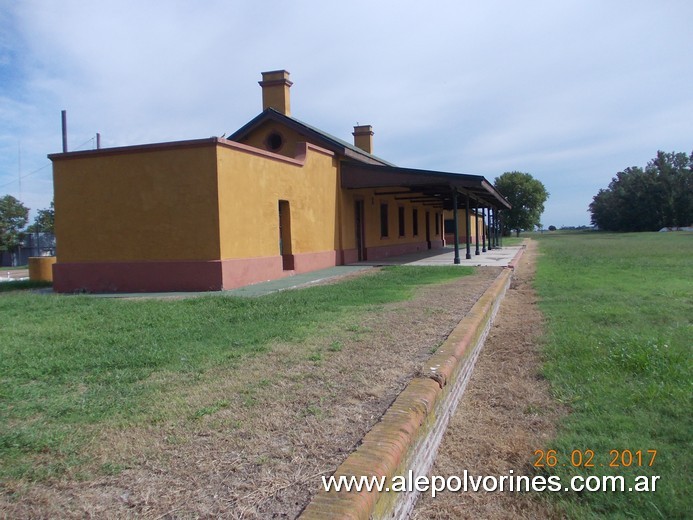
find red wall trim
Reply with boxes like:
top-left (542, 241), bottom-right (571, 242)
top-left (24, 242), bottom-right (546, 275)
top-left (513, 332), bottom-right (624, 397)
top-left (444, 233), bottom-right (481, 244)
top-left (365, 241), bottom-right (442, 261)
top-left (52, 248), bottom-right (379, 294)
top-left (341, 248), bottom-right (359, 265)
top-left (53, 260), bottom-right (223, 293)
top-left (220, 250), bottom-right (340, 290)
top-left (292, 250), bottom-right (338, 273)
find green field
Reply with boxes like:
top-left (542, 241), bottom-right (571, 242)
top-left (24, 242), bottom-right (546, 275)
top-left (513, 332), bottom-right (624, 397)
top-left (0, 266), bottom-right (471, 481)
top-left (0, 280), bottom-right (51, 293)
top-left (534, 232), bottom-right (692, 518)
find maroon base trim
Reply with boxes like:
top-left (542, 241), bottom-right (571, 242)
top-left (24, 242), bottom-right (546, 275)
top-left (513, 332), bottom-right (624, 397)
top-left (364, 241), bottom-right (442, 261)
top-left (341, 249), bottom-right (359, 264)
top-left (219, 250), bottom-right (339, 290)
top-left (53, 250), bottom-right (344, 293)
top-left (219, 256), bottom-right (282, 290)
top-left (53, 260), bottom-right (223, 293)
top-left (292, 250), bottom-right (339, 273)
top-left (444, 233), bottom-right (481, 244)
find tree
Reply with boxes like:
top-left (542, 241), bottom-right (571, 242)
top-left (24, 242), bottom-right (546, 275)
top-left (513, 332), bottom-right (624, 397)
top-left (0, 195), bottom-right (29, 264)
top-left (27, 201), bottom-right (55, 234)
top-left (589, 151), bottom-right (692, 231)
top-left (494, 171), bottom-right (549, 236)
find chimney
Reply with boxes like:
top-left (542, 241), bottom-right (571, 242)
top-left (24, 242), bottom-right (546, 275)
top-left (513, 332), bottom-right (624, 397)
top-left (352, 125), bottom-right (374, 154)
top-left (259, 70), bottom-right (293, 115)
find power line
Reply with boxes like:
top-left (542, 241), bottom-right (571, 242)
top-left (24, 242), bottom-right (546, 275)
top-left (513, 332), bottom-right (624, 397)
top-left (0, 163), bottom-right (52, 189)
top-left (1, 135), bottom-right (98, 191)
top-left (73, 136), bottom-right (96, 151)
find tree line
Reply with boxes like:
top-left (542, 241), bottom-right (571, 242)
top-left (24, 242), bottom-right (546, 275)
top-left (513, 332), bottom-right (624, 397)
top-left (589, 151), bottom-right (692, 232)
top-left (0, 195), bottom-right (54, 262)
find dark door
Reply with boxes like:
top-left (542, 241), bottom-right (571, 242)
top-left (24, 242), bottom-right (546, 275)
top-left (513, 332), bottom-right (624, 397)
top-left (278, 200), bottom-right (294, 270)
top-left (425, 211), bottom-right (431, 249)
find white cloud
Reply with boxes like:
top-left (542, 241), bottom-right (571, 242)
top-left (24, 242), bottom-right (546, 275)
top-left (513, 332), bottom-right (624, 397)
top-left (1, 0), bottom-right (692, 225)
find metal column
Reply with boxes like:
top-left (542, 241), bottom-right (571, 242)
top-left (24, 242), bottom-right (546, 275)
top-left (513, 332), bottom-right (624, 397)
top-left (465, 193), bottom-right (472, 259)
top-left (474, 198), bottom-right (480, 255)
top-left (488, 208), bottom-right (492, 249)
top-left (452, 190), bottom-right (460, 264)
top-left (493, 208), bottom-right (499, 248)
top-left (482, 207), bottom-right (487, 252)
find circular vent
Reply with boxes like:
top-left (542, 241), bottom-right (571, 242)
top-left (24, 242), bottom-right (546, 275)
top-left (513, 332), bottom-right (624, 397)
top-left (266, 132), bottom-right (283, 151)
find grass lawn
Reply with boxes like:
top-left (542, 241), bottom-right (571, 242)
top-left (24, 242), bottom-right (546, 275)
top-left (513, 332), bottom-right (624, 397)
top-left (0, 266), bottom-right (471, 482)
top-left (0, 280), bottom-right (52, 293)
top-left (534, 232), bottom-right (692, 518)
top-left (499, 235), bottom-right (524, 246)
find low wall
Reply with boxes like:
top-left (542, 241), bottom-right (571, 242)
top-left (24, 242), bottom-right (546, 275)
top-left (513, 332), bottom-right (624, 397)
top-left (300, 253), bottom-right (521, 518)
top-left (29, 256), bottom-right (56, 282)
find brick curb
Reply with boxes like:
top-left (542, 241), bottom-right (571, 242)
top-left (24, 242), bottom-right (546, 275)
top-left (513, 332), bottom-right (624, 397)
top-left (300, 253), bottom-right (522, 519)
top-left (507, 243), bottom-right (526, 270)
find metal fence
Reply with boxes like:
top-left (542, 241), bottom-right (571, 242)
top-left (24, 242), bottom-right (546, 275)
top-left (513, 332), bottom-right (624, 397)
top-left (0, 233), bottom-right (56, 267)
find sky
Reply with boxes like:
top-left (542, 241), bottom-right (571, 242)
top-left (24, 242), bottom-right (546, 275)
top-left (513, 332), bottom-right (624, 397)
top-left (1, 0), bottom-right (692, 228)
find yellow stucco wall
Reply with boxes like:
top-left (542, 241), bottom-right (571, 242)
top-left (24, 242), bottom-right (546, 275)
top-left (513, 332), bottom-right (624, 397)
top-left (237, 121), bottom-right (308, 160)
top-left (443, 209), bottom-right (485, 239)
top-left (52, 142), bottom-right (221, 262)
top-left (216, 142), bottom-right (339, 259)
top-left (52, 130), bottom-right (467, 274)
top-left (238, 122), bottom-right (443, 255)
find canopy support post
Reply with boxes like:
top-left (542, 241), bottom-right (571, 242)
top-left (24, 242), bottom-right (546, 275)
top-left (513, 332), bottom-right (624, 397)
top-left (465, 192), bottom-right (472, 260)
top-left (452, 190), bottom-right (460, 264)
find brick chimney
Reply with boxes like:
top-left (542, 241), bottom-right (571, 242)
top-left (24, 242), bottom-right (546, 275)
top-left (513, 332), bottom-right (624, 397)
top-left (259, 70), bottom-right (293, 115)
top-left (352, 125), bottom-right (374, 154)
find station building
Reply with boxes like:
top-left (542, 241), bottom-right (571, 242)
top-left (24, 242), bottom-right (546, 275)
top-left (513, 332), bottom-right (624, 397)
top-left (49, 70), bottom-right (509, 293)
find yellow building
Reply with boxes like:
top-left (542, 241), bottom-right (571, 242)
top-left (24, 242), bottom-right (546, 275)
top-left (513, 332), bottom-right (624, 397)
top-left (49, 70), bottom-right (509, 293)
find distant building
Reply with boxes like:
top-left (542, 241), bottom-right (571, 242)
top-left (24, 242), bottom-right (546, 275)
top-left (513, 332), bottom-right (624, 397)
top-left (49, 70), bottom-right (509, 293)
top-left (0, 232), bottom-right (55, 267)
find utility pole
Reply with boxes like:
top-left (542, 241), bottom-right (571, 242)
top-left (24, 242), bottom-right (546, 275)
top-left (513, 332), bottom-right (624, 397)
top-left (17, 141), bottom-right (21, 199)
top-left (61, 110), bottom-right (68, 152)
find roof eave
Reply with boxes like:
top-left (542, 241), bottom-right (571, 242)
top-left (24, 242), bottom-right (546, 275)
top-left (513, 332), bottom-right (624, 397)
top-left (340, 161), bottom-right (511, 210)
top-left (228, 108), bottom-right (393, 166)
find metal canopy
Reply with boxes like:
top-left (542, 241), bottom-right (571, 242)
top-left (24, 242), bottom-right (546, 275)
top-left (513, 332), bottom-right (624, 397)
top-left (340, 161), bottom-right (511, 210)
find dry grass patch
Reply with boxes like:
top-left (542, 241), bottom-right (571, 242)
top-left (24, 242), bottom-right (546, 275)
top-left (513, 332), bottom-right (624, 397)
top-left (413, 241), bottom-right (566, 519)
top-left (2, 267), bottom-right (501, 519)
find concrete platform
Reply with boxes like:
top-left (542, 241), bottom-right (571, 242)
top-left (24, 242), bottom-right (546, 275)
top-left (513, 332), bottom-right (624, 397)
top-left (225, 265), bottom-right (371, 297)
top-left (351, 245), bottom-right (523, 267)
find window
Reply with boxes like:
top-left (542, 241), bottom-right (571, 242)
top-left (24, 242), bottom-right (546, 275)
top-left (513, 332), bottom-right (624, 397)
top-left (412, 208), bottom-right (419, 236)
top-left (380, 203), bottom-right (389, 237)
top-left (266, 132), bottom-right (284, 151)
top-left (398, 206), bottom-right (405, 237)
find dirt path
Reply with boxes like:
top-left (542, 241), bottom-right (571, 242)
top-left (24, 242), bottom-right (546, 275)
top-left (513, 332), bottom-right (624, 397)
top-left (413, 240), bottom-right (565, 519)
top-left (2, 266), bottom-right (503, 519)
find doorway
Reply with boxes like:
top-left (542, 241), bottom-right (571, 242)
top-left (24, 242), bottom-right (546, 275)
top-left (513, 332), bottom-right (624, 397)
top-left (278, 200), bottom-right (294, 270)
top-left (425, 211), bottom-right (431, 249)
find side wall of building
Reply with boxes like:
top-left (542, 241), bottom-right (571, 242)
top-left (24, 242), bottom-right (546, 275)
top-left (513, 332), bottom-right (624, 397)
top-left (215, 141), bottom-right (341, 289)
top-left (51, 141), bottom-right (223, 292)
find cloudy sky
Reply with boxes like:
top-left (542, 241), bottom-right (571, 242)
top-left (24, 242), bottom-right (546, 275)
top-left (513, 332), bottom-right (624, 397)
top-left (1, 0), bottom-right (691, 227)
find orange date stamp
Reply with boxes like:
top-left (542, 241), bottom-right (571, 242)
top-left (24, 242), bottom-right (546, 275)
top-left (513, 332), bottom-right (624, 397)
top-left (533, 449), bottom-right (657, 468)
